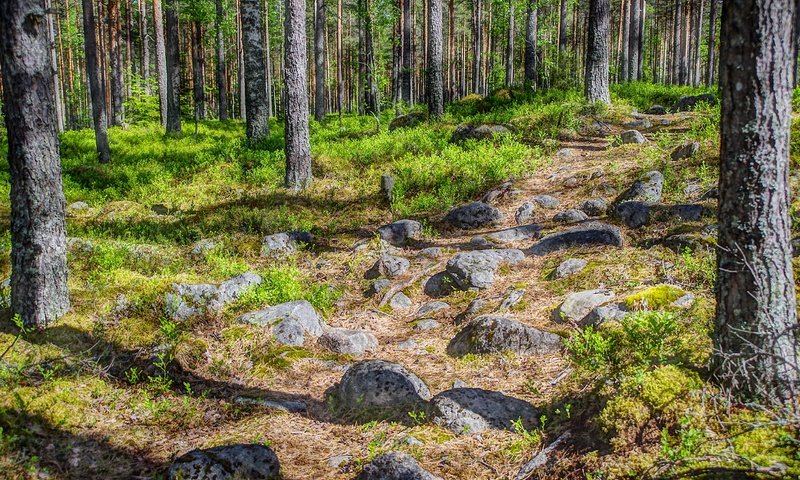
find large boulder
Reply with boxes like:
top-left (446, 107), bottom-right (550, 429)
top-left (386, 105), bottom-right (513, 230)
top-left (377, 220), bottom-right (423, 246)
top-left (237, 300), bottom-right (325, 346)
top-left (330, 360), bottom-right (431, 420)
top-left (167, 444), bottom-right (280, 480)
top-left (529, 223), bottom-right (623, 255)
top-left (621, 130), bottom-right (647, 144)
top-left (356, 452), bottom-right (441, 480)
top-left (553, 289), bottom-right (616, 325)
top-left (318, 328), bottom-right (378, 355)
top-left (366, 254), bottom-right (410, 279)
top-left (614, 201), bottom-right (654, 229)
top-left (614, 171), bottom-right (664, 205)
top-left (443, 202), bottom-right (505, 229)
top-left (389, 111), bottom-right (428, 131)
top-left (446, 249), bottom-right (525, 289)
top-left (260, 231), bottom-right (314, 257)
top-left (451, 123), bottom-right (511, 143)
top-left (432, 388), bottom-right (537, 435)
top-left (672, 93), bottom-right (717, 112)
top-left (165, 272), bottom-right (262, 320)
top-left (447, 315), bottom-right (561, 357)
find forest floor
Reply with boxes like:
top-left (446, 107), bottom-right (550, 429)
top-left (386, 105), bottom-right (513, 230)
top-left (0, 84), bottom-right (799, 479)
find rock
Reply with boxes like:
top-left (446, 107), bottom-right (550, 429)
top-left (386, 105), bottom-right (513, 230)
top-left (624, 284), bottom-right (689, 310)
top-left (590, 169), bottom-right (605, 180)
top-left (443, 202), bottom-right (505, 229)
top-left (417, 301), bottom-right (450, 317)
top-left (397, 339), bottom-right (418, 350)
top-left (446, 249), bottom-right (525, 289)
top-left (389, 292), bottom-right (413, 309)
top-left (563, 176), bottom-right (581, 188)
top-left (403, 436), bottom-right (423, 446)
top-left (447, 315), bottom-right (561, 357)
top-left (532, 194), bottom-right (560, 209)
top-left (377, 220), bottom-right (422, 246)
top-left (673, 293), bottom-right (697, 309)
top-left (615, 201), bottom-right (654, 229)
top-left (418, 247), bottom-right (442, 258)
top-left (454, 299), bottom-right (487, 325)
top-left (646, 105), bottom-right (667, 115)
top-left (381, 174), bottom-right (395, 202)
top-left (700, 186), bottom-right (719, 200)
top-left (328, 453), bottom-right (353, 469)
top-left (470, 236), bottom-right (494, 248)
top-left (423, 272), bottom-right (458, 298)
top-left (414, 319), bottom-right (441, 331)
top-left (451, 123), bottom-right (512, 143)
top-left (623, 119), bottom-right (652, 130)
top-left (167, 444), bottom-right (280, 480)
top-left (486, 224), bottom-right (541, 243)
top-left (67, 201), bottom-right (89, 211)
top-left (529, 223), bottom-right (623, 255)
top-left (515, 431), bottom-right (573, 480)
top-left (481, 181), bottom-right (513, 204)
top-left (190, 238), bottom-right (217, 256)
top-left (515, 202), bottom-right (535, 224)
top-left (670, 204), bottom-right (713, 221)
top-left (793, 238), bottom-right (800, 257)
top-left (498, 288), bottom-right (525, 311)
top-left (431, 388), bottom-right (537, 435)
top-left (319, 328), bottom-right (379, 355)
top-left (356, 452), bottom-right (441, 480)
top-left (663, 233), bottom-right (713, 253)
top-left (553, 289), bottom-right (616, 325)
top-left (366, 279), bottom-right (392, 297)
top-left (553, 258), bottom-right (588, 279)
top-left (671, 142), bottom-right (700, 161)
top-left (683, 182), bottom-right (703, 198)
top-left (579, 198), bottom-right (608, 217)
top-left (614, 171), bottom-right (664, 204)
top-left (238, 300), bottom-right (325, 346)
top-left (389, 112), bottom-right (428, 131)
top-left (583, 303), bottom-right (628, 325)
top-left (260, 231), bottom-right (314, 257)
top-left (621, 130), bottom-right (647, 144)
top-left (553, 209), bottom-right (589, 224)
top-left (67, 237), bottom-right (96, 253)
top-left (672, 93), bottom-right (717, 112)
top-left (366, 254), bottom-right (410, 279)
top-left (166, 272), bottom-right (262, 320)
top-left (151, 203), bottom-right (171, 215)
top-left (330, 360), bottom-right (431, 420)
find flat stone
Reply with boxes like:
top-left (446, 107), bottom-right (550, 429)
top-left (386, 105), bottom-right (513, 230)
top-left (515, 202), bottom-right (536, 224)
top-left (418, 247), bottom-right (443, 258)
top-left (583, 303), bottom-right (628, 326)
top-left (579, 198), bottom-right (608, 217)
top-left (389, 112), bottom-right (428, 131)
top-left (389, 292), bottom-right (413, 309)
top-left (423, 272), bottom-right (458, 298)
top-left (366, 254), bottom-right (410, 279)
top-left (397, 339), bottom-right (419, 350)
top-left (328, 453), bottom-right (353, 469)
top-left (615, 201), bottom-right (654, 229)
top-left (623, 119), bottom-right (652, 129)
top-left (614, 171), bottom-right (664, 204)
top-left (166, 272), bottom-right (262, 320)
top-left (498, 288), bottom-right (525, 310)
top-left (446, 249), bottom-right (525, 289)
top-left (515, 431), bottom-right (573, 480)
top-left (237, 300), bottom-right (325, 345)
top-left (414, 319), bottom-right (441, 331)
top-left (377, 220), bottom-right (423, 246)
top-left (553, 289), bottom-right (615, 325)
top-left (532, 195), bottom-right (560, 209)
top-left (470, 236), bottom-right (494, 248)
top-left (447, 315), bottom-right (561, 357)
top-left (671, 142), bottom-right (700, 161)
top-left (167, 444), bottom-right (280, 480)
top-left (417, 301), bottom-right (450, 317)
top-left (366, 278), bottom-right (392, 297)
top-left (190, 239), bottom-right (217, 256)
top-left (486, 224), bottom-right (541, 243)
top-left (670, 204), bottom-right (713, 221)
top-left (443, 202), bottom-right (505, 229)
top-left (451, 123), bottom-right (512, 143)
top-left (529, 223), bottom-right (623, 255)
top-left (319, 328), bottom-right (379, 355)
top-left (260, 231), bottom-right (314, 257)
top-left (621, 130), bottom-right (647, 144)
top-left (553, 258), bottom-right (588, 279)
top-left (356, 451), bottom-right (441, 480)
top-left (432, 388), bottom-right (537, 435)
top-left (553, 209), bottom-right (589, 224)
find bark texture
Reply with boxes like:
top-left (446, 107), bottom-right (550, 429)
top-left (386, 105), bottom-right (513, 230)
top-left (108, 0), bottom-right (124, 125)
top-left (314, 0), bottom-right (326, 121)
top-left (215, 0), bottom-right (228, 120)
top-left (0, 0), bottom-right (70, 328)
top-left (153, 0), bottom-right (168, 126)
top-left (627, 0), bottom-right (640, 81)
top-left (363, 0), bottom-right (378, 114)
top-left (706, 0), bottom-right (718, 86)
top-left (241, 0), bottom-right (270, 141)
top-left (505, 0), bottom-right (514, 87)
top-left (165, 0), bottom-right (181, 132)
top-left (715, 0), bottom-right (800, 405)
top-left (192, 21), bottom-right (206, 120)
top-left (284, 0), bottom-right (312, 189)
top-left (585, 0), bottom-right (610, 103)
top-left (81, 0), bottom-right (111, 162)
top-left (524, 2), bottom-right (537, 84)
top-left (471, 0), bottom-right (483, 94)
top-left (427, 0), bottom-right (443, 117)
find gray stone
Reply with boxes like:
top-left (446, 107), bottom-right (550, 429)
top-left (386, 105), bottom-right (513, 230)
top-left (377, 220), bottom-right (423, 246)
top-left (272, 319), bottom-right (306, 346)
top-left (453, 379), bottom-right (468, 388)
top-left (469, 236), bottom-right (494, 248)
top-left (233, 397), bottom-right (308, 413)
top-left (417, 301), bottom-right (450, 317)
top-left (67, 237), bottom-right (96, 252)
top-left (553, 209), bottom-right (589, 224)
top-left (319, 328), bottom-right (379, 355)
top-left (190, 238), bottom-right (217, 256)
top-left (366, 254), bottom-right (410, 279)
top-left (331, 360), bottom-right (431, 420)
top-left (443, 202), bottom-right (505, 229)
top-left (446, 249), bottom-right (525, 289)
top-left (532, 195), bottom-right (560, 209)
top-left (418, 247), bottom-right (443, 258)
top-left (672, 93), bottom-right (717, 112)
top-left (498, 289), bottom-right (525, 311)
top-left (623, 119), bottom-right (652, 130)
top-left (614, 171), bottom-right (664, 204)
top-left (583, 303), bottom-right (628, 326)
top-left (402, 436), bottom-right (423, 446)
top-left (481, 181), bottom-right (513, 204)
top-left (515, 202), bottom-right (536, 224)
top-left (397, 339), bottom-right (419, 350)
top-left (423, 272), bottom-right (458, 298)
top-left (646, 105), bottom-right (667, 115)
top-left (670, 204), bottom-right (713, 221)
top-left (451, 123), bottom-right (512, 143)
top-left (529, 223), bottom-right (623, 255)
top-left (167, 444), bottom-right (280, 480)
top-left (454, 298), bottom-right (487, 325)
top-left (447, 315), bottom-right (561, 356)
top-left (431, 388), bottom-right (537, 435)
top-left (553, 289), bottom-right (616, 325)
top-left (166, 272), bottom-right (262, 320)
top-left (615, 201), bottom-right (654, 229)
top-left (563, 176), bottom-right (581, 188)
top-left (621, 130), bottom-right (647, 144)
top-left (238, 300), bottom-right (325, 345)
top-left (673, 293), bottom-right (696, 309)
top-left (553, 258), bottom-right (588, 279)
top-left (389, 292), bottom-right (413, 309)
top-left (671, 142), bottom-right (700, 161)
top-left (328, 453), bottom-right (353, 469)
top-left (67, 201), bottom-right (89, 211)
top-left (389, 112), bottom-right (428, 131)
top-left (260, 231), bottom-right (314, 257)
top-left (356, 451), bottom-right (441, 480)
top-left (414, 319), bottom-right (441, 331)
top-left (486, 224), bottom-right (541, 243)
top-left (684, 182), bottom-right (703, 197)
top-left (366, 279), bottom-right (392, 297)
top-left (579, 198), bottom-right (608, 217)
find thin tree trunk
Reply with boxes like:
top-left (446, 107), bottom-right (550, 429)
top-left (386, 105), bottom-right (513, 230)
top-left (715, 0), bottom-right (799, 406)
top-left (215, 0), bottom-right (228, 120)
top-left (314, 0), bottom-right (326, 120)
top-left (447, 0), bottom-right (455, 100)
top-left (337, 0), bottom-right (343, 114)
top-left (153, 0), bottom-right (168, 126)
top-left (0, 0), bottom-right (71, 328)
top-left (427, 0), bottom-right (443, 116)
top-left (164, 0), bottom-right (181, 132)
top-left (472, 0), bottom-right (482, 94)
top-left (45, 0), bottom-right (64, 133)
top-left (284, 0), bottom-right (312, 189)
top-left (108, 0), bottom-right (124, 124)
top-left (627, 0), bottom-right (639, 81)
top-left (524, 1), bottom-right (537, 85)
top-left (672, 0), bottom-right (681, 84)
top-left (192, 22), bottom-right (206, 120)
top-left (241, 0), bottom-right (269, 141)
top-left (402, 0), bottom-right (412, 102)
top-left (558, 0), bottom-right (568, 52)
top-left (364, 0), bottom-right (378, 114)
top-left (505, 0), bottom-right (514, 87)
top-left (140, 0), bottom-right (151, 93)
top-left (706, 0), bottom-right (717, 86)
top-left (264, 0), bottom-right (273, 118)
top-left (81, 0), bottom-right (111, 162)
top-left (585, 0), bottom-right (610, 103)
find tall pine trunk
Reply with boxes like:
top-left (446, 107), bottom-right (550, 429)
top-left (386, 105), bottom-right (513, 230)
top-left (427, 0), bottom-right (443, 117)
top-left (364, 0), bottom-right (378, 114)
top-left (524, 1), bottom-right (537, 85)
top-left (241, 0), bottom-right (270, 141)
top-left (585, 0), bottom-right (610, 103)
top-left (715, 0), bottom-right (800, 405)
top-left (215, 0), bottom-right (228, 120)
top-left (0, 0), bottom-right (71, 328)
top-left (153, 0), bottom-right (168, 126)
top-left (620, 0), bottom-right (630, 81)
top-left (284, 0), bottom-right (312, 189)
top-left (165, 0), bottom-right (181, 132)
top-left (402, 0), bottom-right (413, 102)
top-left (314, 0), bottom-right (326, 120)
top-left (108, 0), bottom-right (125, 125)
top-left (192, 22), bottom-right (206, 120)
top-left (558, 0), bottom-right (568, 52)
top-left (81, 0), bottom-right (111, 162)
top-left (471, 0), bottom-right (482, 94)
top-left (627, 0), bottom-right (639, 81)
top-left (672, 0), bottom-right (681, 84)
top-left (705, 0), bottom-right (717, 86)
top-left (505, 0), bottom-right (514, 87)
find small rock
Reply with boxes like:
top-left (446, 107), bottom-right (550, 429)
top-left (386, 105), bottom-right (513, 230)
top-left (672, 93), bottom-right (717, 112)
top-left (423, 272), bottom-right (458, 298)
top-left (454, 298), bottom-right (487, 325)
top-left (646, 105), bottom-right (667, 115)
top-left (583, 303), bottom-right (628, 325)
top-left (529, 223), bottom-right (623, 255)
top-left (389, 292), bottom-right (413, 309)
top-left (670, 204), bottom-right (713, 221)
top-left (515, 202), bottom-right (536, 225)
top-left (498, 288), bottom-right (525, 311)
top-left (481, 181), bottom-right (513, 204)
top-left (623, 119), bottom-right (652, 130)
top-left (453, 379), bottom-right (468, 388)
top-left (261, 231), bottom-right (314, 257)
top-left (431, 388), bottom-right (538, 435)
top-left (417, 301), bottom-right (450, 317)
top-left (418, 247), bottom-right (443, 258)
top-left (614, 171), bottom-right (664, 204)
top-left (553, 209), bottom-right (589, 224)
top-left (366, 254), bottom-right (410, 279)
top-left (451, 123), bottom-right (512, 143)
top-left (683, 182), bottom-right (703, 197)
top-left (470, 236), bottom-right (494, 248)
top-left (328, 453), bottom-right (353, 469)
top-left (166, 272), bottom-right (262, 320)
top-left (403, 436), bottom-right (424, 446)
top-left (67, 201), bottom-right (89, 211)
top-left (397, 339), bottom-right (419, 350)
top-left (590, 168), bottom-right (605, 180)
top-left (579, 198), bottom-right (608, 217)
top-left (553, 289), bottom-right (616, 325)
top-left (238, 300), bottom-right (325, 345)
top-left (443, 202), bottom-right (505, 229)
top-left (563, 176), bottom-right (581, 188)
top-left (377, 220), bottom-right (423, 246)
top-left (447, 315), bottom-right (561, 356)
top-left (615, 201), bottom-right (654, 229)
top-left (671, 142), bottom-right (700, 161)
top-left (319, 328), bottom-right (379, 355)
top-left (414, 319), bottom-right (441, 331)
top-left (621, 130), bottom-right (647, 144)
top-left (190, 239), bottom-right (217, 256)
top-left (356, 451), bottom-right (441, 480)
top-left (532, 195), bottom-right (560, 209)
top-left (553, 258), bottom-right (588, 279)
top-left (485, 224), bottom-right (540, 243)
top-left (446, 249), bottom-right (525, 289)
top-left (673, 293), bottom-right (696, 308)
top-left (167, 444), bottom-right (280, 480)
top-left (366, 279), bottom-right (392, 297)
top-left (515, 431), bottom-right (573, 480)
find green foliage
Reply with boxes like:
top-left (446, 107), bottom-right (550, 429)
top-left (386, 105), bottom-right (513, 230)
top-left (623, 284), bottom-right (687, 311)
top-left (610, 82), bottom-right (715, 111)
top-left (235, 265), bottom-right (340, 315)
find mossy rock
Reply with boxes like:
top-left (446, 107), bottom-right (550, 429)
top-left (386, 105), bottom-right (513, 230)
top-left (624, 284), bottom-right (687, 310)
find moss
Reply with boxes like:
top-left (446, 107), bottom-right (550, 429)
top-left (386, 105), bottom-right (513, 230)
top-left (598, 396), bottom-right (650, 450)
top-left (637, 365), bottom-right (701, 412)
top-left (624, 284), bottom-right (687, 310)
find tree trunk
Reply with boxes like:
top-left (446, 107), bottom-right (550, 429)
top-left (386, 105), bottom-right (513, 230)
top-left (706, 0), bottom-right (717, 86)
top-left (164, 0), bottom-right (181, 132)
top-left (364, 0), bottom-right (378, 114)
top-left (241, 0), bottom-right (269, 141)
top-left (585, 0), bottom-right (610, 103)
top-left (314, 0), bottom-right (326, 120)
top-left (108, 0), bottom-right (125, 125)
top-left (140, 0), bottom-right (151, 94)
top-left (447, 0), bottom-right (455, 100)
top-left (192, 22), bottom-right (206, 120)
top-left (0, 0), bottom-right (71, 328)
top-left (45, 0), bottom-right (64, 133)
top-left (215, 0), bottom-right (228, 120)
top-left (715, 0), bottom-right (800, 406)
top-left (524, 1), bottom-right (537, 85)
top-left (627, 0), bottom-right (639, 81)
top-left (427, 0), bottom-right (443, 116)
top-left (153, 0), bottom-right (168, 126)
top-left (336, 0), bottom-right (343, 114)
top-left (81, 0), bottom-right (111, 162)
top-left (558, 0), bottom-right (568, 52)
top-left (284, 0), bottom-right (312, 189)
top-left (505, 0), bottom-right (514, 87)
top-left (672, 0), bottom-right (681, 84)
top-left (471, 0), bottom-right (482, 94)
top-left (402, 0), bottom-right (412, 102)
